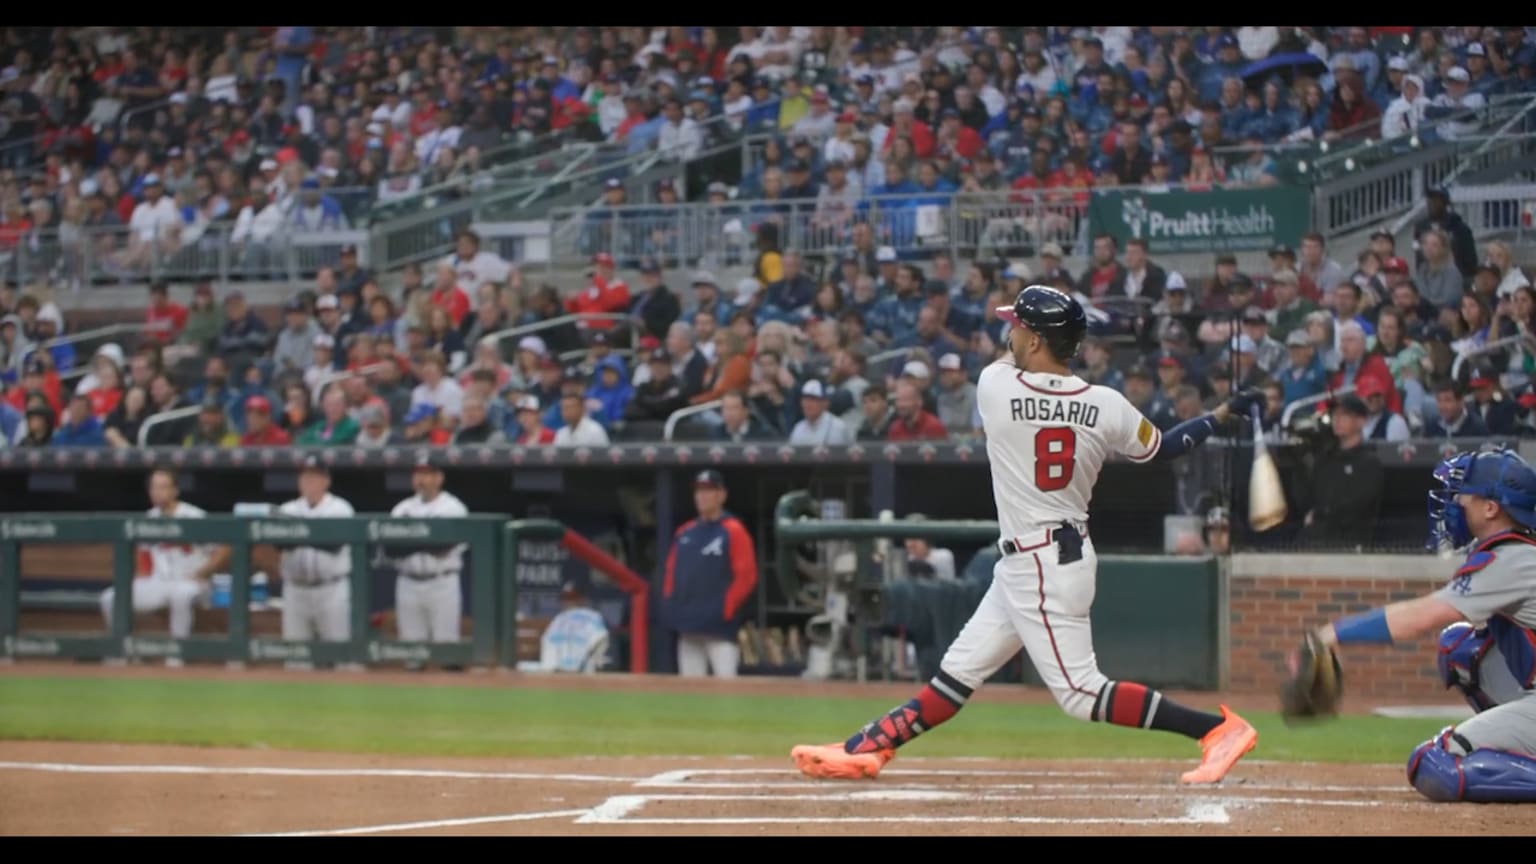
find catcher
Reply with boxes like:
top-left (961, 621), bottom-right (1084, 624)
top-left (1281, 446), bottom-right (1536, 803)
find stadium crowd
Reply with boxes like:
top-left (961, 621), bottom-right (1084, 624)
top-left (1, 191), bottom-right (1534, 451)
top-left (0, 26), bottom-right (1532, 449)
top-left (0, 24), bottom-right (1528, 253)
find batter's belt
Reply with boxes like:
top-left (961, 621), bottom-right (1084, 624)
top-left (997, 521), bottom-right (1088, 564)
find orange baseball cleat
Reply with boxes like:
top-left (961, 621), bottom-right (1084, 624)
top-left (791, 743), bottom-right (895, 779)
top-left (1179, 704), bottom-right (1258, 784)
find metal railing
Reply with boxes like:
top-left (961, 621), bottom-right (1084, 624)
top-left (1279, 384), bottom-right (1358, 431)
top-left (545, 187), bottom-right (1115, 272)
top-left (664, 399), bottom-right (723, 441)
top-left (136, 404), bottom-right (202, 447)
top-left (1446, 183), bottom-right (1536, 242)
top-left (1450, 334), bottom-right (1528, 383)
top-left (19, 323), bottom-right (149, 371)
top-left (0, 223), bottom-right (371, 290)
top-left (307, 361), bottom-right (393, 406)
top-left (485, 313), bottom-right (643, 360)
top-left (1310, 94), bottom-right (1536, 243)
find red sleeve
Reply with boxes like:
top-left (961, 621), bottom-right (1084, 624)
top-left (922, 413), bottom-right (949, 440)
top-left (721, 518), bottom-right (758, 621)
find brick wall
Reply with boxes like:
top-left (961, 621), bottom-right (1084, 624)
top-left (1228, 559), bottom-right (1453, 700)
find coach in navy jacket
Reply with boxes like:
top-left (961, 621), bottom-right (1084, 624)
top-left (663, 469), bottom-right (758, 678)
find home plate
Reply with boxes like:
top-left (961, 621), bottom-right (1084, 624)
top-left (1371, 705), bottom-right (1472, 720)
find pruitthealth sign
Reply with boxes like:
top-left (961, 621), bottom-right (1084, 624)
top-left (1088, 186), bottom-right (1310, 254)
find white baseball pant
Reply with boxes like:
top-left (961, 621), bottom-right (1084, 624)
top-left (99, 579), bottom-right (203, 639)
top-left (395, 575), bottom-right (462, 642)
top-left (282, 580), bottom-right (352, 642)
top-left (938, 533), bottom-right (1110, 720)
top-left (677, 635), bottom-right (740, 679)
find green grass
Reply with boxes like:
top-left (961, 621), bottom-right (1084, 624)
top-left (0, 675), bottom-right (1443, 764)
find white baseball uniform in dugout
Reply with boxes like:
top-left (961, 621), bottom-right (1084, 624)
top-left (276, 492), bottom-right (355, 642)
top-left (99, 501), bottom-right (212, 639)
top-left (389, 490), bottom-right (469, 642)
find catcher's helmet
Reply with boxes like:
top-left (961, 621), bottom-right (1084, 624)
top-left (1427, 445), bottom-right (1536, 551)
top-left (996, 285), bottom-right (1087, 362)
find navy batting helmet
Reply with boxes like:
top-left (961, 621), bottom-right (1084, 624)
top-left (996, 285), bottom-right (1087, 362)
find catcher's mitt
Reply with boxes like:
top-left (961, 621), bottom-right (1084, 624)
top-left (1279, 631), bottom-right (1344, 725)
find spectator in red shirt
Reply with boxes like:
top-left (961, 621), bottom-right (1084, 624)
top-left (935, 109), bottom-right (983, 160)
top-left (886, 380), bottom-right (948, 441)
top-left (145, 281), bottom-right (188, 345)
top-left (239, 395), bottom-right (292, 446)
top-left (512, 395), bottom-right (556, 444)
top-left (428, 262), bottom-right (471, 328)
top-left (566, 252), bottom-right (631, 332)
top-left (883, 99), bottom-right (934, 158)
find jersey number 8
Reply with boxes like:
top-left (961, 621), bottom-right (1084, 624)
top-left (1035, 427), bottom-right (1077, 492)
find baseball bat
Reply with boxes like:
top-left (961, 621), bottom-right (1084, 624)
top-left (1248, 404), bottom-right (1288, 532)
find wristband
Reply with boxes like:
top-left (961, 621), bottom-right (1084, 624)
top-left (1332, 607), bottom-right (1393, 645)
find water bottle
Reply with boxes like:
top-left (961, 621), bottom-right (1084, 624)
top-left (250, 572), bottom-right (269, 610)
top-left (210, 574), bottom-right (232, 610)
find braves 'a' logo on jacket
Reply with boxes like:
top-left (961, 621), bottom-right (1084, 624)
top-left (662, 513), bottom-right (758, 639)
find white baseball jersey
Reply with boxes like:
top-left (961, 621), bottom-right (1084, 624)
top-left (443, 250), bottom-right (512, 297)
top-left (976, 361), bottom-right (1160, 536)
top-left (143, 502), bottom-right (211, 582)
top-left (389, 491), bottom-right (470, 578)
top-left (276, 493), bottom-right (355, 585)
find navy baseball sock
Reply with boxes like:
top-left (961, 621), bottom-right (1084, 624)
top-left (844, 670), bottom-right (972, 754)
top-left (1091, 682), bottom-right (1223, 740)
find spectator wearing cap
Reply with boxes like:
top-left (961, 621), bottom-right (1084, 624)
top-left (1330, 320), bottom-right (1402, 415)
top-left (1297, 394), bottom-right (1383, 547)
top-left (145, 282), bottom-right (187, 346)
top-left (568, 252), bottom-right (632, 334)
top-left (1353, 375), bottom-right (1410, 442)
top-left (1465, 364), bottom-right (1520, 435)
top-left (629, 258), bottom-right (682, 341)
top-left (656, 98), bottom-right (702, 162)
top-left (1426, 66), bottom-right (1487, 140)
top-left (1413, 187), bottom-right (1480, 278)
top-left (509, 395), bottom-right (555, 446)
top-left (1423, 379), bottom-right (1488, 437)
top-left (791, 85), bottom-right (837, 142)
top-left (184, 398), bottom-right (239, 448)
top-left (1238, 306), bottom-right (1287, 376)
top-left (812, 158), bottom-right (860, 234)
top-left (290, 177), bottom-right (348, 233)
top-left (683, 271), bottom-right (731, 329)
top-left (213, 290), bottom-right (271, 379)
top-left (626, 347), bottom-right (690, 423)
top-left (240, 395), bottom-right (292, 446)
top-left (788, 379), bottom-right (851, 445)
top-left (554, 390), bottom-right (610, 446)
top-left (124, 172), bottom-right (181, 268)
top-left (934, 353), bottom-right (977, 433)
top-left (661, 468), bottom-right (758, 679)
top-left (52, 393), bottom-right (106, 447)
top-left (1146, 272), bottom-right (1202, 344)
top-left (274, 297), bottom-right (321, 373)
top-left (1264, 269), bottom-right (1317, 343)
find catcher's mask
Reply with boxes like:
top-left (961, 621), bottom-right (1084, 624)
top-left (1428, 446), bottom-right (1536, 553)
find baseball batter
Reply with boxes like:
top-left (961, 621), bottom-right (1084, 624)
top-left (276, 456), bottom-right (356, 643)
top-left (388, 454), bottom-right (469, 643)
top-left (794, 285), bottom-right (1264, 784)
top-left (1300, 446), bottom-right (1536, 803)
top-left (99, 467), bottom-right (227, 658)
